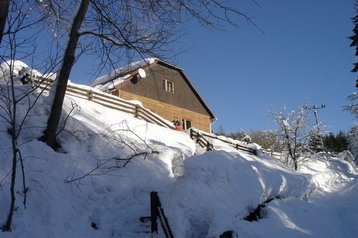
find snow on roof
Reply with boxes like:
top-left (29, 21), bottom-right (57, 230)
top-left (90, 58), bottom-right (158, 87)
top-left (92, 74), bottom-right (131, 92)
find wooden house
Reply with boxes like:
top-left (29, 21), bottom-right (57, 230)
top-left (90, 58), bottom-right (216, 133)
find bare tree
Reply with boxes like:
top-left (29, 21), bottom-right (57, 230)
top-left (0, 0), bottom-right (10, 45)
top-left (0, 1), bottom-right (57, 231)
top-left (271, 106), bottom-right (312, 171)
top-left (247, 130), bottom-right (283, 155)
top-left (38, 0), bottom-right (260, 148)
top-left (41, 0), bottom-right (90, 148)
top-left (65, 120), bottom-right (159, 184)
top-left (0, 60), bottom-right (32, 231)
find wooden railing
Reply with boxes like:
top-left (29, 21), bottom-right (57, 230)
top-left (66, 85), bottom-right (174, 129)
top-left (189, 128), bottom-right (214, 151)
top-left (150, 192), bottom-right (174, 238)
top-left (34, 76), bottom-right (255, 155)
top-left (189, 128), bottom-right (255, 155)
top-left (35, 77), bottom-right (174, 130)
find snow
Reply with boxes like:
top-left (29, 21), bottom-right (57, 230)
top-left (1, 61), bottom-right (358, 237)
top-left (92, 74), bottom-right (131, 92)
top-left (90, 58), bottom-right (158, 88)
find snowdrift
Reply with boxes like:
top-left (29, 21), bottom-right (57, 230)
top-left (0, 61), bottom-right (357, 237)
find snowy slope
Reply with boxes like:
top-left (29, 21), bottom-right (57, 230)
top-left (0, 62), bottom-right (358, 237)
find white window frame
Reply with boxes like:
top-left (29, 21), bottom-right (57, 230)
top-left (163, 78), bottom-right (174, 93)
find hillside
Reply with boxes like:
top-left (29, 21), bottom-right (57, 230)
top-left (1, 62), bottom-right (358, 237)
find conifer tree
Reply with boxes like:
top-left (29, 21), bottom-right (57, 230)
top-left (349, 0), bottom-right (358, 88)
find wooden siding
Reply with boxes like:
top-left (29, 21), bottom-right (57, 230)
top-left (117, 63), bottom-right (209, 115)
top-left (110, 63), bottom-right (213, 132)
top-left (113, 90), bottom-right (212, 132)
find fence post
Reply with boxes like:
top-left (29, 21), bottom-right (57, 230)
top-left (135, 105), bottom-right (140, 118)
top-left (150, 191), bottom-right (174, 238)
top-left (87, 90), bottom-right (93, 101)
top-left (150, 191), bottom-right (159, 234)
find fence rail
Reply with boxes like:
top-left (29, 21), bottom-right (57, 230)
top-left (189, 128), bottom-right (214, 151)
top-left (189, 128), bottom-right (255, 154)
top-left (34, 77), bottom-right (254, 154)
top-left (35, 77), bottom-right (174, 130)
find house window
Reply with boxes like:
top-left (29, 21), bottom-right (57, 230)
top-left (163, 79), bottom-right (174, 93)
top-left (182, 119), bottom-right (192, 131)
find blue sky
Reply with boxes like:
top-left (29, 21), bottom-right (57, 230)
top-left (72, 0), bottom-right (356, 134)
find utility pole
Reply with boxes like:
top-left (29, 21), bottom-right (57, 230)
top-left (302, 105), bottom-right (326, 126)
top-left (302, 105), bottom-right (326, 151)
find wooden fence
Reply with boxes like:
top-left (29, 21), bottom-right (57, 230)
top-left (35, 76), bottom-right (174, 129)
top-left (189, 128), bottom-right (255, 155)
top-left (150, 192), bottom-right (174, 238)
top-left (66, 84), bottom-right (174, 129)
top-left (150, 191), bottom-right (236, 238)
top-left (34, 76), bottom-right (254, 154)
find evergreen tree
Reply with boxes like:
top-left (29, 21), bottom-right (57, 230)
top-left (335, 131), bottom-right (349, 152)
top-left (323, 132), bottom-right (335, 152)
top-left (349, 0), bottom-right (358, 88)
top-left (322, 131), bottom-right (348, 153)
top-left (309, 133), bottom-right (324, 153)
top-left (348, 125), bottom-right (358, 160)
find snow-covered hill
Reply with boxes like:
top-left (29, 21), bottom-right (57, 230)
top-left (1, 62), bottom-right (357, 237)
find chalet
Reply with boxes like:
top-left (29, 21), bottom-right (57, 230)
top-left (90, 58), bottom-right (216, 133)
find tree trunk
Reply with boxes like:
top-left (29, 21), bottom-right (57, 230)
top-left (41, 0), bottom-right (89, 148)
top-left (2, 139), bottom-right (17, 231)
top-left (2, 63), bottom-right (18, 232)
top-left (0, 0), bottom-right (10, 45)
